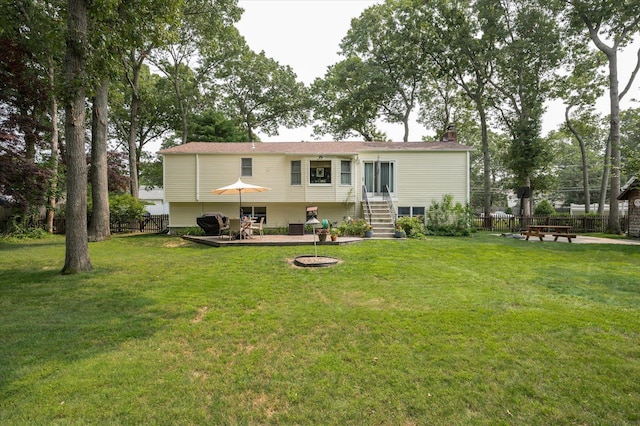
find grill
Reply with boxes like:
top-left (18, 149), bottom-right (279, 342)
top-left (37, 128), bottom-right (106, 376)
top-left (196, 212), bottom-right (228, 236)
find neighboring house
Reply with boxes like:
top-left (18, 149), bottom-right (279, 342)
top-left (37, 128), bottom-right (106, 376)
top-left (159, 132), bottom-right (473, 232)
top-left (139, 187), bottom-right (169, 215)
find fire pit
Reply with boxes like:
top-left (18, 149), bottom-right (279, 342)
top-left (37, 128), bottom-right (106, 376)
top-left (294, 255), bottom-right (339, 268)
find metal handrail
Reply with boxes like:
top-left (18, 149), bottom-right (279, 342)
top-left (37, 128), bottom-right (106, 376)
top-left (361, 184), bottom-right (372, 224)
top-left (383, 185), bottom-right (397, 227)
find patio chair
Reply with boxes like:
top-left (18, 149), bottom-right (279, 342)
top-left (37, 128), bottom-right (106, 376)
top-left (251, 217), bottom-right (264, 239)
top-left (227, 218), bottom-right (241, 240)
top-left (216, 215), bottom-right (229, 239)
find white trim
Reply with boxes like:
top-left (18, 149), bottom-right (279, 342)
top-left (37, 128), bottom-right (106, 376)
top-left (195, 154), bottom-right (200, 201)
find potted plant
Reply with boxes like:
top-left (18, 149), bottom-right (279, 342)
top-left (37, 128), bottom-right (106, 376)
top-left (364, 224), bottom-right (373, 238)
top-left (317, 228), bottom-right (329, 242)
top-left (330, 227), bottom-right (340, 241)
top-left (317, 219), bottom-right (330, 242)
top-left (394, 224), bottom-right (405, 238)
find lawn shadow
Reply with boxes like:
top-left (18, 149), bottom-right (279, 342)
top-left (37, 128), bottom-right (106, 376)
top-left (0, 267), bottom-right (163, 394)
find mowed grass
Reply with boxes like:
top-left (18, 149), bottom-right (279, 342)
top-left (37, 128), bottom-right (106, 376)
top-left (1, 233), bottom-right (639, 425)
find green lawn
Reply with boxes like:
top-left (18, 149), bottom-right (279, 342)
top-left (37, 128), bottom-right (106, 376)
top-left (1, 233), bottom-right (639, 425)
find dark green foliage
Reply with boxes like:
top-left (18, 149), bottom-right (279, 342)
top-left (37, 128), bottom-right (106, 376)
top-left (396, 216), bottom-right (426, 239)
top-left (534, 199), bottom-right (556, 216)
top-left (336, 218), bottom-right (370, 237)
top-left (170, 226), bottom-right (204, 236)
top-left (138, 156), bottom-right (163, 190)
top-left (188, 110), bottom-right (249, 142)
top-left (109, 194), bottom-right (150, 223)
top-left (0, 216), bottom-right (49, 240)
top-left (425, 194), bottom-right (474, 236)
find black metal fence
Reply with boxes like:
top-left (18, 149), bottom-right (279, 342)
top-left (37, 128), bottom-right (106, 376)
top-left (9, 214), bottom-right (171, 235)
top-left (1, 213), bottom-right (628, 236)
top-left (472, 215), bottom-right (629, 233)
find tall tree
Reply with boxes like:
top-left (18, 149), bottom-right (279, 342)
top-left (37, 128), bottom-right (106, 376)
top-left (310, 57), bottom-right (388, 141)
top-left (565, 0), bottom-right (640, 233)
top-left (426, 0), bottom-right (496, 217)
top-left (116, 0), bottom-right (181, 198)
top-left (217, 49), bottom-right (309, 142)
top-left (2, 1), bottom-right (64, 231)
top-left (547, 118), bottom-right (606, 207)
top-left (88, 78), bottom-right (111, 241)
top-left (62, 0), bottom-right (92, 273)
top-left (479, 0), bottom-right (564, 214)
top-left (150, 0), bottom-right (242, 145)
top-left (556, 46), bottom-right (606, 213)
top-left (187, 110), bottom-right (248, 142)
top-left (340, 1), bottom-right (433, 142)
top-left (111, 66), bottom-right (177, 162)
top-left (620, 107), bottom-right (640, 179)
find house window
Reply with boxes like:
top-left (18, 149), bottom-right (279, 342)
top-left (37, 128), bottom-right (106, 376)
top-left (398, 207), bottom-right (425, 218)
top-left (241, 206), bottom-right (267, 224)
top-left (241, 158), bottom-right (252, 177)
top-left (310, 160), bottom-right (331, 184)
top-left (291, 160), bottom-right (301, 185)
top-left (340, 160), bottom-right (351, 185)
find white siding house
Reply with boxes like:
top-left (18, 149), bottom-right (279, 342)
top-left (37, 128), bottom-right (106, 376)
top-left (159, 138), bottom-right (473, 230)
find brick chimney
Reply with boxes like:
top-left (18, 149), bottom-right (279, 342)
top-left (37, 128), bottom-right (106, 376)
top-left (442, 124), bottom-right (457, 143)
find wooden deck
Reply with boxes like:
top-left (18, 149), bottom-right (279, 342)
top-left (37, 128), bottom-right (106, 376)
top-left (182, 234), bottom-right (365, 247)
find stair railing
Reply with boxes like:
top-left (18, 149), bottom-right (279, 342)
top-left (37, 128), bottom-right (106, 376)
top-left (361, 184), bottom-right (372, 224)
top-left (383, 185), bottom-right (397, 227)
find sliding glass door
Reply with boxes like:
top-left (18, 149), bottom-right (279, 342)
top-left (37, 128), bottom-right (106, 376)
top-left (364, 161), bottom-right (395, 197)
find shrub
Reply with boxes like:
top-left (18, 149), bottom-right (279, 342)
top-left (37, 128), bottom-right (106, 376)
top-left (534, 199), bottom-right (555, 216)
top-left (171, 226), bottom-right (204, 236)
top-left (109, 194), bottom-right (150, 223)
top-left (396, 216), bottom-right (426, 239)
top-left (0, 215), bottom-right (49, 240)
top-left (425, 194), bottom-right (474, 237)
top-left (337, 218), bottom-right (369, 237)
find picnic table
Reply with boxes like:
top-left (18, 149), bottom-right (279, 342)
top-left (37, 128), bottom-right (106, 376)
top-left (522, 225), bottom-right (576, 242)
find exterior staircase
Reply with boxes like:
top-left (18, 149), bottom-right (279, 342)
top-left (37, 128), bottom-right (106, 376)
top-left (364, 200), bottom-right (396, 238)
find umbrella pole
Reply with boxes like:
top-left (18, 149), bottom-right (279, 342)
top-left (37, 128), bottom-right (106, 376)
top-left (314, 233), bottom-right (317, 257)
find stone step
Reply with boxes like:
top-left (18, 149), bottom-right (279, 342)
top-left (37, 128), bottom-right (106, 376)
top-left (363, 201), bottom-right (396, 239)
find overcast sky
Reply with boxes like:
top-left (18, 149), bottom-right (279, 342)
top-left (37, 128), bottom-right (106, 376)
top-left (236, 0), bottom-right (640, 142)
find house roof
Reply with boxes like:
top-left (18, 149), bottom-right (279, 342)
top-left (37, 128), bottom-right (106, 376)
top-left (159, 141), bottom-right (474, 156)
top-left (617, 176), bottom-right (639, 200)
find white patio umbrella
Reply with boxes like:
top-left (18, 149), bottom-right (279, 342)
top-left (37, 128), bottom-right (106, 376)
top-left (210, 178), bottom-right (271, 218)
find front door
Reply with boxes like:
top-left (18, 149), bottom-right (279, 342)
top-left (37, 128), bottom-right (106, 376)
top-left (364, 161), bottom-right (395, 197)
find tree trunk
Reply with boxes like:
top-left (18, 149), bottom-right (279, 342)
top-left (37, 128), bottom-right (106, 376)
top-left (127, 50), bottom-right (142, 199)
top-left (173, 62), bottom-right (189, 145)
top-left (477, 96), bottom-right (492, 219)
top-left (523, 176), bottom-right (531, 216)
top-left (62, 0), bottom-right (92, 274)
top-left (89, 77), bottom-right (111, 242)
top-left (598, 134), bottom-right (610, 214)
top-left (606, 51), bottom-right (622, 234)
top-left (565, 106), bottom-right (590, 213)
top-left (46, 58), bottom-right (59, 234)
top-left (402, 107), bottom-right (410, 142)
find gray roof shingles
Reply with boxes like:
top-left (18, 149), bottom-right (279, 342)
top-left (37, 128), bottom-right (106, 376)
top-left (159, 141), bottom-right (474, 155)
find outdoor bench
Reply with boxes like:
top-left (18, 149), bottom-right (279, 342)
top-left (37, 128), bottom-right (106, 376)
top-left (552, 232), bottom-right (577, 243)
